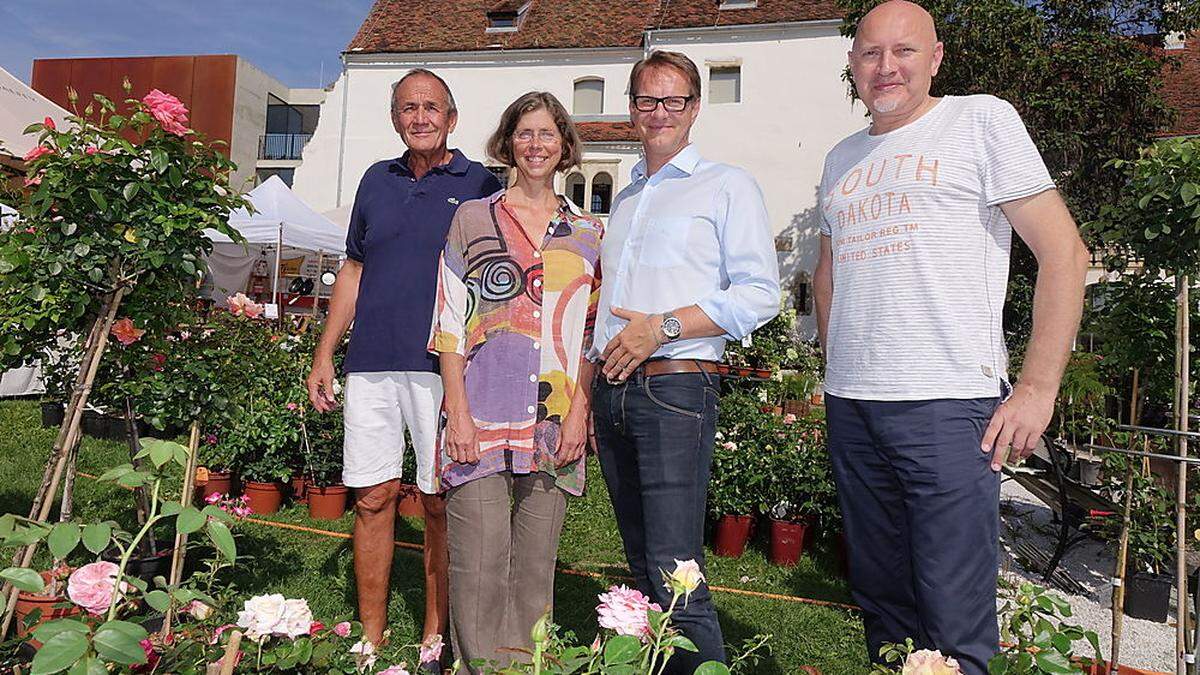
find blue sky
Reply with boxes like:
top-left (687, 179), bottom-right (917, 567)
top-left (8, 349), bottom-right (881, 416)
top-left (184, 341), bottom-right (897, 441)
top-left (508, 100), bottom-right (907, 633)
top-left (0, 1), bottom-right (376, 88)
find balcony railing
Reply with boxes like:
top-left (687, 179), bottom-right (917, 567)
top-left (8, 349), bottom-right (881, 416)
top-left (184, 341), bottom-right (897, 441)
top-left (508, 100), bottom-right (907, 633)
top-left (258, 133), bottom-right (312, 160)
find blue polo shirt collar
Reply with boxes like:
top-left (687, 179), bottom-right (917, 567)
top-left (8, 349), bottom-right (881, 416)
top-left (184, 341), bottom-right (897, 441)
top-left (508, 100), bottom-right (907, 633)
top-left (396, 148), bottom-right (472, 177)
top-left (631, 144), bottom-right (702, 183)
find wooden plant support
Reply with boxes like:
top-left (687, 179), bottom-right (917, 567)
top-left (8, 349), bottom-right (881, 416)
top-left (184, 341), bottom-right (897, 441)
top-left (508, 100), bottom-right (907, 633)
top-left (160, 420), bottom-right (202, 639)
top-left (0, 286), bottom-right (129, 639)
top-left (1110, 370), bottom-right (1140, 674)
top-left (1176, 276), bottom-right (1191, 675)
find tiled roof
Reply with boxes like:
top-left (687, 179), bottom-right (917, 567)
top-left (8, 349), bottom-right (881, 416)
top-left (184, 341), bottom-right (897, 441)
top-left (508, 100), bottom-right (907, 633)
top-left (1162, 33), bottom-right (1200, 137)
top-left (346, 0), bottom-right (842, 54)
top-left (576, 121), bottom-right (639, 142)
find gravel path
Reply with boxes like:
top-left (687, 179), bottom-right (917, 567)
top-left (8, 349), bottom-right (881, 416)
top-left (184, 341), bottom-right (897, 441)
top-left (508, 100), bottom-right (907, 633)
top-left (999, 479), bottom-right (1175, 672)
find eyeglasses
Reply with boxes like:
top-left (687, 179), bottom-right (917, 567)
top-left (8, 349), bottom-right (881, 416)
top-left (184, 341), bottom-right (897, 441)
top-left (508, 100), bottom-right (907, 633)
top-left (630, 95), bottom-right (695, 113)
top-left (513, 129), bottom-right (561, 144)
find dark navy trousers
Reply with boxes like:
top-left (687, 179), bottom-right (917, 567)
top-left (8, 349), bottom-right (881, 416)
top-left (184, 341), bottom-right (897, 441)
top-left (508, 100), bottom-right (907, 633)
top-left (593, 372), bottom-right (726, 674)
top-left (826, 394), bottom-right (1001, 675)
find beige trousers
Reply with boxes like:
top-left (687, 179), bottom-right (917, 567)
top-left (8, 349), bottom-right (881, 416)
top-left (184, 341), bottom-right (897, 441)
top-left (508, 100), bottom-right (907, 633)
top-left (446, 471), bottom-right (567, 674)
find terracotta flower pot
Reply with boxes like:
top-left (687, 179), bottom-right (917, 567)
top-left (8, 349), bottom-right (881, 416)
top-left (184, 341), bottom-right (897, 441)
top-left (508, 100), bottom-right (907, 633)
top-left (200, 470), bottom-right (236, 501)
top-left (769, 518), bottom-right (810, 566)
top-left (14, 572), bottom-right (80, 640)
top-left (308, 484), bottom-right (349, 520)
top-left (291, 475), bottom-right (309, 504)
top-left (397, 483), bottom-right (425, 518)
top-left (243, 481), bottom-right (285, 515)
top-left (713, 514), bottom-right (754, 558)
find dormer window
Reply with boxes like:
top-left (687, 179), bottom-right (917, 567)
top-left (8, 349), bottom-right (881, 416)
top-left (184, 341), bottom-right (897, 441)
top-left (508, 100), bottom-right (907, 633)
top-left (486, 1), bottom-right (531, 32)
top-left (718, 0), bottom-right (758, 8)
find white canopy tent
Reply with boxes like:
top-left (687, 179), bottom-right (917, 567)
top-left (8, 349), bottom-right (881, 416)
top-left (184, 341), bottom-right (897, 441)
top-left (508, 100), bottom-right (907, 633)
top-left (0, 66), bottom-right (69, 160)
top-left (204, 176), bottom-right (345, 309)
top-left (1, 198), bottom-right (42, 395)
top-left (0, 202), bottom-right (16, 231)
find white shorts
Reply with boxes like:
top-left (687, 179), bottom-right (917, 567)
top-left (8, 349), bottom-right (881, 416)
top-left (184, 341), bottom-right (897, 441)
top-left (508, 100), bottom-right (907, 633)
top-left (342, 371), bottom-right (443, 494)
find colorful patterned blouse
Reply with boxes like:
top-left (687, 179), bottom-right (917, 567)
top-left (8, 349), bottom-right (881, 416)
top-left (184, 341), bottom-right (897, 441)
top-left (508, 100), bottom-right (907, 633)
top-left (429, 190), bottom-right (602, 495)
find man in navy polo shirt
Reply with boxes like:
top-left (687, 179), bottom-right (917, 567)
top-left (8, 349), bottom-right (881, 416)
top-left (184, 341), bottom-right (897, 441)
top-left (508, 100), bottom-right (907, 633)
top-left (307, 68), bottom-right (501, 664)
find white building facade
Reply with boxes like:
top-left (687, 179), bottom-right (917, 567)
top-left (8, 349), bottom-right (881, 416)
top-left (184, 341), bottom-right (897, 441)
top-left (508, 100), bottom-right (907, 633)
top-left (292, 1), bottom-right (867, 336)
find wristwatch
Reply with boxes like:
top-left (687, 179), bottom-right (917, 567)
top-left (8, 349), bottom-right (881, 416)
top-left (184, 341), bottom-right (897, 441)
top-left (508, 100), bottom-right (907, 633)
top-left (660, 311), bottom-right (683, 343)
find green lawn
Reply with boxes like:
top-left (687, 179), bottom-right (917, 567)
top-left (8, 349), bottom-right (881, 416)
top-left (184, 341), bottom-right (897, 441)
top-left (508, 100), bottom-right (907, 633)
top-left (0, 399), bottom-right (867, 673)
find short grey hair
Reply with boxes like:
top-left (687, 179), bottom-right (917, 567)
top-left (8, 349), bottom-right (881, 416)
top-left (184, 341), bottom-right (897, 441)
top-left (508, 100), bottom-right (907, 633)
top-left (390, 68), bottom-right (457, 116)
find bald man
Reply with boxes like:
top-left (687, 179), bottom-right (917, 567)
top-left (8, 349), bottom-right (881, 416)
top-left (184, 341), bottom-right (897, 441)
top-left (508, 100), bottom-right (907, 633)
top-left (813, 2), bottom-right (1088, 671)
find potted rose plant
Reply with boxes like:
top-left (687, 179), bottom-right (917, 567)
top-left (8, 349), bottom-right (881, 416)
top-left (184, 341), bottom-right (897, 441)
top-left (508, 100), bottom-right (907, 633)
top-left (709, 389), bottom-right (771, 558)
top-left (761, 407), bottom-right (837, 567)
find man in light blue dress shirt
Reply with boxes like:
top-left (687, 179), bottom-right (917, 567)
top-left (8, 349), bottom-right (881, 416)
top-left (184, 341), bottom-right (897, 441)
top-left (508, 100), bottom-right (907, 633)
top-left (588, 50), bottom-right (780, 674)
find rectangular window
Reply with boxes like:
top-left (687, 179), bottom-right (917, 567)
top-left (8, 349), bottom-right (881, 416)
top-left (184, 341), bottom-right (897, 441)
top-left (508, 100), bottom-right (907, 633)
top-left (718, 0), bottom-right (758, 9)
top-left (709, 66), bottom-right (741, 105)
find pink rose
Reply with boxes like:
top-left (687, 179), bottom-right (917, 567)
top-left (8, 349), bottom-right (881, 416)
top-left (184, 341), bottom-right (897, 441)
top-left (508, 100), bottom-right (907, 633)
top-left (783, 413), bottom-right (796, 425)
top-left (131, 638), bottom-right (159, 673)
top-left (23, 175), bottom-right (41, 187)
top-left (85, 146), bottom-right (100, 155)
top-left (227, 292), bottom-right (264, 319)
top-left (205, 492), bottom-right (223, 505)
top-left (24, 227), bottom-right (35, 235)
top-left (419, 634), bottom-right (444, 664)
top-left (286, 402), bottom-right (298, 411)
top-left (210, 623), bottom-right (236, 645)
top-left (67, 561), bottom-right (128, 615)
top-left (309, 621), bottom-right (325, 634)
top-left (378, 666), bottom-right (410, 675)
top-left (142, 89), bottom-right (189, 136)
top-left (23, 145), bottom-right (53, 162)
top-left (332, 621), bottom-right (352, 637)
top-left (185, 600), bottom-right (212, 620)
top-left (596, 585), bottom-right (661, 640)
top-left (43, 117), bottom-right (56, 131)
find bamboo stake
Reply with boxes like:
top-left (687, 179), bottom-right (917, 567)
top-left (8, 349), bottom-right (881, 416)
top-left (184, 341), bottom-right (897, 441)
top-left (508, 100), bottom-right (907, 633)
top-left (161, 420), bottom-right (202, 639)
top-left (1177, 276), bottom-right (1191, 675)
top-left (0, 286), bottom-right (128, 639)
top-left (1110, 369), bottom-right (1141, 674)
top-left (218, 629), bottom-right (243, 675)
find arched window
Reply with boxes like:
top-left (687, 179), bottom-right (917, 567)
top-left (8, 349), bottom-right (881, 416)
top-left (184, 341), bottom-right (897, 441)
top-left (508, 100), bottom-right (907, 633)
top-left (565, 172), bottom-right (586, 211)
top-left (573, 78), bottom-right (604, 115)
top-left (591, 172), bottom-right (613, 215)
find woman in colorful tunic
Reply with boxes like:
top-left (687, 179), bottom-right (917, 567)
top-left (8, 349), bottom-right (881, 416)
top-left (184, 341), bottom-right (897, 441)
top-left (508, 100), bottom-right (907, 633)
top-left (429, 91), bottom-right (602, 671)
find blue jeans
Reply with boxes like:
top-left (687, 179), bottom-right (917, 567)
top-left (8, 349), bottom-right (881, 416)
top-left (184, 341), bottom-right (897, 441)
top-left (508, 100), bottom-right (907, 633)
top-left (593, 371), bottom-right (726, 674)
top-left (826, 394), bottom-right (1001, 675)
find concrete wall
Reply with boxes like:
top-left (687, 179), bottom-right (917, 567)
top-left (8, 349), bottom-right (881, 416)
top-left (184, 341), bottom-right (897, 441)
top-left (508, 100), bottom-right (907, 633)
top-left (292, 21), bottom-right (867, 335)
top-left (232, 58), bottom-right (292, 191)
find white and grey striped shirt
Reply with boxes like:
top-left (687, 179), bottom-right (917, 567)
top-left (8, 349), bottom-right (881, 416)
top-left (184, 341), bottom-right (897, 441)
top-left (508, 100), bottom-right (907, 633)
top-left (818, 94), bottom-right (1054, 401)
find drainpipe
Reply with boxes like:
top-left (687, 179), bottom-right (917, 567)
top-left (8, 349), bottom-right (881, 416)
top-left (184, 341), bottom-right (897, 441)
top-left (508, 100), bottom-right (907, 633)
top-left (334, 56), bottom-right (352, 207)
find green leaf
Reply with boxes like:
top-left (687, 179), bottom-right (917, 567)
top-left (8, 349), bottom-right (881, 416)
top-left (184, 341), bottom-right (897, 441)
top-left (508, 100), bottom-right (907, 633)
top-left (177, 506), bottom-right (206, 534)
top-left (93, 620), bottom-right (149, 665)
top-left (144, 590), bottom-right (170, 612)
top-left (72, 242), bottom-right (90, 258)
top-left (48, 261), bottom-right (63, 276)
top-left (603, 635), bottom-right (640, 665)
top-left (87, 189), bottom-right (107, 212)
top-left (148, 441), bottom-right (172, 468)
top-left (160, 502), bottom-right (182, 517)
top-left (693, 663), bottom-right (731, 675)
top-left (122, 182), bottom-right (139, 202)
top-left (87, 268), bottom-right (103, 283)
top-left (32, 618), bottom-right (90, 645)
top-left (82, 522), bottom-right (112, 554)
top-left (1033, 649), bottom-right (1075, 673)
top-left (206, 519), bottom-right (236, 562)
top-left (1183, 182), bottom-right (1198, 205)
top-left (47, 522), bottom-right (81, 560)
top-left (116, 471), bottom-right (149, 488)
top-left (0, 567), bottom-right (45, 593)
top-left (66, 657), bottom-right (107, 675)
top-left (96, 465), bottom-right (133, 482)
top-left (150, 148), bottom-right (168, 174)
top-left (30, 630), bottom-right (88, 674)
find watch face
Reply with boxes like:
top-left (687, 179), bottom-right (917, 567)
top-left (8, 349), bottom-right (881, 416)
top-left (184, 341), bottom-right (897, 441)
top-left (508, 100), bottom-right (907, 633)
top-left (662, 317), bottom-right (683, 339)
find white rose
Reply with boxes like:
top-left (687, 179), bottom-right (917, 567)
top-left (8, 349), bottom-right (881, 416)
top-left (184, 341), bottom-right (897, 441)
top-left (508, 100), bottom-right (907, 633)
top-left (280, 598), bottom-right (313, 638)
top-left (237, 594), bottom-right (286, 641)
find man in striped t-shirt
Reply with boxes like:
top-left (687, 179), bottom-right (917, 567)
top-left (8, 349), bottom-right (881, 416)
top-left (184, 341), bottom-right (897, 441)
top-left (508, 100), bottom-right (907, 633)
top-left (813, 2), bottom-right (1089, 672)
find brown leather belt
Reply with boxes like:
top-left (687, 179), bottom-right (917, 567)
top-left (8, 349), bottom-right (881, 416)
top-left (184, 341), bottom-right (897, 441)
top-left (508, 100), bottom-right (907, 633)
top-left (624, 359), bottom-right (723, 377)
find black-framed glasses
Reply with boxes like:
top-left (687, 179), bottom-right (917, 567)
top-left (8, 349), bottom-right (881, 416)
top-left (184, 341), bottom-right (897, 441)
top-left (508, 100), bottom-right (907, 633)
top-left (630, 95), bottom-right (694, 113)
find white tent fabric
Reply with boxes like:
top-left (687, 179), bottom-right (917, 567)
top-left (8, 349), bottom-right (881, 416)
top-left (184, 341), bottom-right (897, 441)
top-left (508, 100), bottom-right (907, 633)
top-left (207, 175), bottom-right (345, 254)
top-left (0, 202), bottom-right (16, 231)
top-left (0, 66), bottom-right (69, 159)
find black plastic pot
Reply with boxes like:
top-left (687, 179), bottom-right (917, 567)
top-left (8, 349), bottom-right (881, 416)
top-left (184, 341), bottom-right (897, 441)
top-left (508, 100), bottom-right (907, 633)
top-left (40, 401), bottom-right (64, 429)
top-left (1124, 570), bottom-right (1171, 623)
top-left (102, 539), bottom-right (175, 585)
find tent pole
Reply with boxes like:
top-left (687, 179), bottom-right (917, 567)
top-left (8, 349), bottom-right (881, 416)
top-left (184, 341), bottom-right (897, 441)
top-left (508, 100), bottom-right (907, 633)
top-left (273, 223), bottom-right (283, 325)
